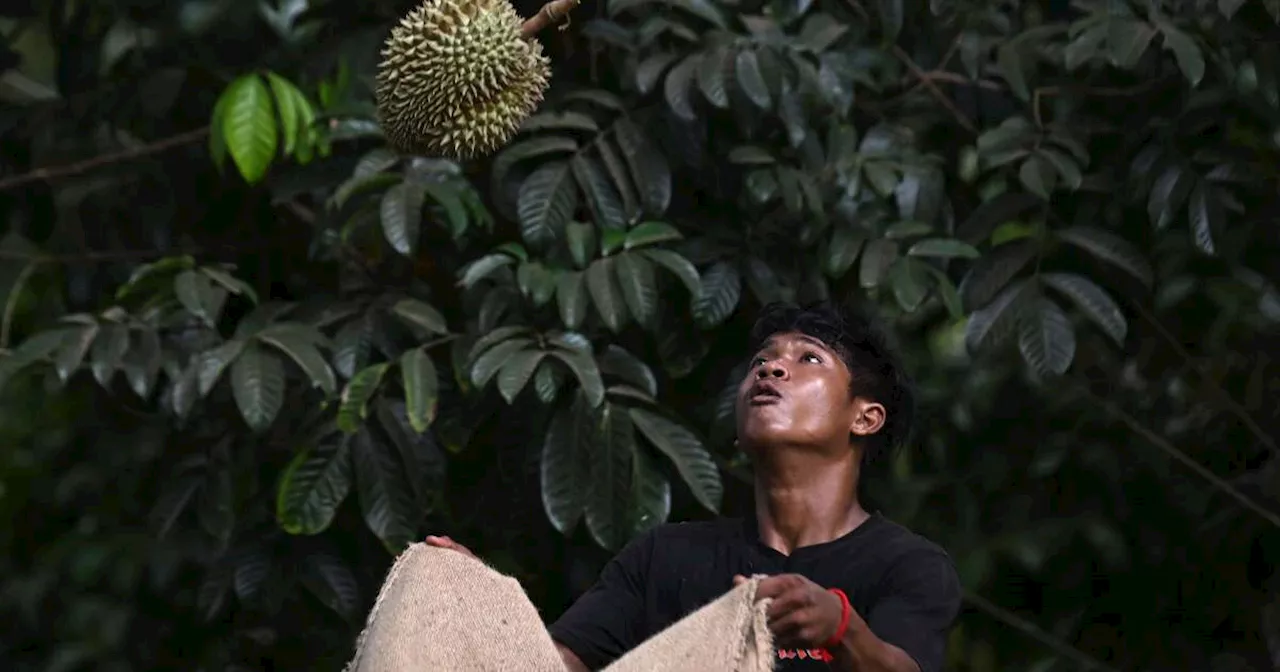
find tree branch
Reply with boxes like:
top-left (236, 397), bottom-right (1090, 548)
top-left (963, 590), bottom-right (1121, 672)
top-left (1133, 301), bottom-right (1278, 457)
top-left (0, 127), bottom-right (209, 193)
top-left (1079, 383), bottom-right (1280, 530)
top-left (520, 0), bottom-right (582, 39)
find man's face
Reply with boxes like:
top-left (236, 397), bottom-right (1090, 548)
top-left (734, 331), bottom-right (861, 453)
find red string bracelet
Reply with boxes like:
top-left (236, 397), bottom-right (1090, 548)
top-left (823, 588), bottom-right (852, 649)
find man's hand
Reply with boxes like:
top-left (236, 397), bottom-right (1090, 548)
top-left (733, 573), bottom-right (843, 649)
top-left (424, 535), bottom-right (477, 559)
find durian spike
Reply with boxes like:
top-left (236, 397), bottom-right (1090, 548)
top-left (520, 0), bottom-right (581, 39)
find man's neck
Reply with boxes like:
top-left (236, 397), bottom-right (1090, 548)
top-left (751, 449), bottom-right (868, 556)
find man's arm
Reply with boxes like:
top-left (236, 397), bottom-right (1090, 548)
top-left (831, 549), bottom-right (962, 672)
top-left (546, 532), bottom-right (656, 670)
top-left (557, 643), bottom-right (589, 672)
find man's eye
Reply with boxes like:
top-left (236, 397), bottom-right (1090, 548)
top-left (801, 352), bottom-right (821, 363)
top-left (750, 357), bottom-right (766, 367)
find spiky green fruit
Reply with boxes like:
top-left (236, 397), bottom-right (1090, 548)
top-left (376, 0), bottom-right (551, 160)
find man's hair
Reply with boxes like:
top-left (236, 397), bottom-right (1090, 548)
top-left (746, 300), bottom-right (915, 464)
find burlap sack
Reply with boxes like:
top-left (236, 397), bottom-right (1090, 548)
top-left (345, 543), bottom-right (776, 672)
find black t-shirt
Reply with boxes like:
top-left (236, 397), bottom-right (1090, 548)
top-left (548, 514), bottom-right (961, 672)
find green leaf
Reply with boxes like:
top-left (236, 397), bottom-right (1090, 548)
top-left (471, 337), bottom-right (534, 388)
top-left (927, 266), bottom-right (964, 319)
top-left (549, 345), bottom-right (606, 407)
top-left (277, 434), bottom-right (353, 535)
top-left (400, 348), bottom-right (439, 432)
top-left (301, 553), bottom-right (360, 620)
top-left (1107, 19), bottom-right (1156, 69)
top-left (876, 0), bottom-right (904, 41)
top-left (337, 363), bottom-right (390, 433)
top-left (1018, 155), bottom-right (1056, 199)
top-left (598, 345), bottom-right (658, 397)
top-left (614, 118), bottom-right (671, 216)
top-left (201, 266), bottom-right (259, 304)
top-left (1038, 148), bottom-right (1083, 191)
top-left (959, 240), bottom-right (1036, 311)
top-left (1188, 181), bottom-right (1220, 255)
top-left (1159, 23), bottom-right (1205, 86)
top-left (231, 343), bottom-right (286, 432)
top-left (860, 239), bottom-right (899, 289)
top-left (629, 407), bottom-right (722, 513)
top-left (390, 298), bottom-right (448, 337)
top-left (664, 54), bottom-right (699, 121)
top-left (1056, 226), bottom-right (1154, 288)
top-left (497, 349), bottom-right (547, 404)
top-left (625, 222), bottom-right (682, 249)
top-left (728, 146), bottom-right (776, 165)
top-left (90, 323), bottom-right (129, 387)
top-left (908, 238), bottom-right (980, 259)
top-left (697, 45), bottom-right (731, 108)
top-left (965, 281), bottom-right (1029, 352)
top-left (468, 325), bottom-right (534, 362)
top-left (1218, 0), bottom-right (1246, 18)
top-left (889, 258), bottom-right (930, 312)
top-left (219, 74), bottom-right (278, 183)
top-left (997, 43), bottom-right (1029, 100)
top-left (518, 161), bottom-right (578, 249)
top-left (258, 327), bottom-right (337, 395)
top-left (534, 360), bottom-right (565, 404)
top-left (380, 181), bottom-right (425, 256)
top-left (422, 182), bottom-right (470, 239)
top-left (458, 253), bottom-right (515, 289)
top-left (615, 253), bottom-right (659, 329)
top-left (557, 271), bottom-right (589, 329)
top-left (636, 52), bottom-right (678, 94)
top-left (1064, 23), bottom-right (1107, 71)
top-left (517, 261), bottom-right (558, 306)
top-left (541, 394), bottom-right (594, 533)
top-left (353, 426), bottom-right (417, 553)
top-left (491, 136), bottom-right (579, 195)
top-left (735, 48), bottom-right (772, 109)
top-left (692, 261), bottom-right (741, 329)
top-left (520, 111), bottom-right (600, 133)
top-left (54, 324), bottom-right (98, 383)
top-left (566, 222), bottom-right (597, 270)
top-left (175, 270), bottom-right (228, 328)
top-left (573, 155), bottom-right (628, 231)
top-left (641, 249), bottom-right (701, 297)
top-left (1147, 165), bottom-right (1190, 230)
top-left (586, 403), bottom-right (636, 551)
top-left (629, 444), bottom-right (672, 535)
top-left (825, 226), bottom-right (864, 278)
top-left (265, 72), bottom-right (302, 155)
top-left (1018, 297), bottom-right (1076, 375)
top-left (1041, 272), bottom-right (1128, 346)
top-left (586, 258), bottom-right (627, 332)
top-left (196, 339), bottom-right (246, 395)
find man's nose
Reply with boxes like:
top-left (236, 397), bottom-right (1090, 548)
top-left (755, 361), bottom-right (787, 379)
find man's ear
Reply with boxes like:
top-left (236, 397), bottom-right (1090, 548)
top-left (848, 398), bottom-right (886, 438)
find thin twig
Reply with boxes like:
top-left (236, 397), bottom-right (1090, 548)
top-left (963, 590), bottom-right (1122, 672)
top-left (0, 260), bottom-right (39, 349)
top-left (1082, 385), bottom-right (1280, 530)
top-left (892, 45), bottom-right (977, 133)
top-left (1132, 301), bottom-right (1278, 456)
top-left (0, 248), bottom-right (207, 262)
top-left (0, 127), bottom-right (209, 192)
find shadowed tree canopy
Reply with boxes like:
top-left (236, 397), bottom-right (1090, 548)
top-left (2, 0), bottom-right (1280, 670)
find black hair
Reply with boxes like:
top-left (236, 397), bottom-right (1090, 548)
top-left (746, 300), bottom-right (916, 464)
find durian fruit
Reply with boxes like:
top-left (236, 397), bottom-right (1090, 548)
top-left (376, 0), bottom-right (553, 160)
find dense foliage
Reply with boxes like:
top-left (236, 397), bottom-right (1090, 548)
top-left (3, 0), bottom-right (1280, 670)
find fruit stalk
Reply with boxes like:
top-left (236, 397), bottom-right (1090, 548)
top-left (520, 0), bottom-right (582, 39)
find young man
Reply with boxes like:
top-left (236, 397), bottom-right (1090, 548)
top-left (427, 301), bottom-right (961, 671)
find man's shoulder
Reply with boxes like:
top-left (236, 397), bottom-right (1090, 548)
top-left (647, 517), bottom-right (744, 541)
top-left (858, 514), bottom-right (953, 565)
